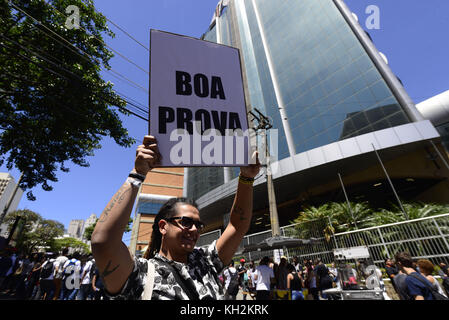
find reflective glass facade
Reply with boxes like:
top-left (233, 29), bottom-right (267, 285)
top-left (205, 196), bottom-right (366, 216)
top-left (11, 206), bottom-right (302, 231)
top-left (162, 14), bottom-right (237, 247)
top-left (188, 0), bottom-right (411, 200)
top-left (138, 202), bottom-right (163, 215)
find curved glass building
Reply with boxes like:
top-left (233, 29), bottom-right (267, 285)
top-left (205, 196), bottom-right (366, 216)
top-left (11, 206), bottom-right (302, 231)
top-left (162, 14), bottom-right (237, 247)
top-left (185, 0), bottom-right (449, 233)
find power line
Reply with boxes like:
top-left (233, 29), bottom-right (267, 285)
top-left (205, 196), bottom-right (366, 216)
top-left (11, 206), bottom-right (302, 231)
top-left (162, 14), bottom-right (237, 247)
top-left (0, 39), bottom-right (148, 122)
top-left (45, 1), bottom-right (149, 75)
top-left (8, 1), bottom-right (149, 95)
top-left (0, 33), bottom-right (149, 117)
top-left (81, 0), bottom-right (150, 52)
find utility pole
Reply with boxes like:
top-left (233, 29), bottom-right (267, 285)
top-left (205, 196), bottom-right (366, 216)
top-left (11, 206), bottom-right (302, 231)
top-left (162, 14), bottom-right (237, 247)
top-left (0, 172), bottom-right (23, 225)
top-left (249, 108), bottom-right (281, 237)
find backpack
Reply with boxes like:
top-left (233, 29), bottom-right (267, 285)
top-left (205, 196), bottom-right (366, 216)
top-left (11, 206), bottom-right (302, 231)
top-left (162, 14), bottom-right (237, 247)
top-left (40, 260), bottom-right (54, 279)
top-left (63, 259), bottom-right (77, 277)
top-left (227, 269), bottom-right (240, 296)
top-left (409, 273), bottom-right (449, 301)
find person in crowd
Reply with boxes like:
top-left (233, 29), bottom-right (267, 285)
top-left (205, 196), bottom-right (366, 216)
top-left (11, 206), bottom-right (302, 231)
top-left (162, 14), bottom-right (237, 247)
top-left (438, 262), bottom-right (449, 296)
top-left (0, 251), bottom-right (13, 290)
top-left (292, 256), bottom-right (302, 274)
top-left (286, 263), bottom-right (304, 300)
top-left (276, 256), bottom-right (288, 290)
top-left (254, 256), bottom-right (275, 300)
top-left (1, 250), bottom-right (17, 293)
top-left (328, 262), bottom-right (339, 289)
top-left (314, 258), bottom-right (333, 300)
top-left (417, 259), bottom-right (447, 298)
top-left (305, 261), bottom-right (319, 300)
top-left (39, 253), bottom-right (56, 300)
top-left (78, 255), bottom-right (94, 300)
top-left (247, 260), bottom-right (257, 299)
top-left (15, 254), bottom-right (33, 299)
top-left (223, 260), bottom-right (239, 300)
top-left (91, 135), bottom-right (260, 300)
top-left (237, 258), bottom-right (249, 300)
top-left (91, 265), bottom-right (109, 300)
top-left (26, 254), bottom-right (43, 299)
top-left (385, 258), bottom-right (399, 295)
top-left (60, 252), bottom-right (82, 300)
top-left (395, 251), bottom-right (433, 300)
top-left (53, 248), bottom-right (69, 300)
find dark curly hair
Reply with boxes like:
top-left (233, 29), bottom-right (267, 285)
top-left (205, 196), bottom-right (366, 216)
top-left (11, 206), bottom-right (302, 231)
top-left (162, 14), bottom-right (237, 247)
top-left (143, 197), bottom-right (199, 259)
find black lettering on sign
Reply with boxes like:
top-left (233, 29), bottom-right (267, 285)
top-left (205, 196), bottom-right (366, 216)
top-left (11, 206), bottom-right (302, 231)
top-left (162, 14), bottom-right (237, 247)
top-left (158, 106), bottom-right (242, 136)
top-left (177, 108), bottom-right (193, 135)
top-left (211, 111), bottom-right (227, 136)
top-left (229, 112), bottom-right (242, 130)
top-left (175, 71), bottom-right (226, 100)
top-left (158, 106), bottom-right (175, 134)
top-left (211, 76), bottom-right (226, 100)
top-left (194, 74), bottom-right (209, 98)
top-left (176, 71), bottom-right (192, 96)
top-left (195, 109), bottom-right (212, 134)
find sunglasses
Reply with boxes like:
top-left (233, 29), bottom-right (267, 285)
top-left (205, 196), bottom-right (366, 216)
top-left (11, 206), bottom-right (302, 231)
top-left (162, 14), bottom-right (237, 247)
top-left (166, 216), bottom-right (205, 232)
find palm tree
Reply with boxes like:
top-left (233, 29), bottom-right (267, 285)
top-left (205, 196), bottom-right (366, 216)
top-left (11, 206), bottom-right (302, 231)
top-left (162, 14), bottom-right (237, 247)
top-left (329, 201), bottom-right (373, 231)
top-left (291, 203), bottom-right (338, 242)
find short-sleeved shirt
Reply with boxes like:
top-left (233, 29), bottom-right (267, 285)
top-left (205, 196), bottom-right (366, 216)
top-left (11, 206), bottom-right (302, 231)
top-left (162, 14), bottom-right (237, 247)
top-left (81, 260), bottom-right (93, 285)
top-left (405, 272), bottom-right (433, 300)
top-left (108, 241), bottom-right (225, 300)
top-left (255, 265), bottom-right (274, 291)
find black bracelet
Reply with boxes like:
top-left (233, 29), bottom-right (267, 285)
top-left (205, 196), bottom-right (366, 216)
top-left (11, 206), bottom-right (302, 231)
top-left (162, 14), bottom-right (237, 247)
top-left (129, 172), bottom-right (146, 182)
top-left (239, 174), bottom-right (255, 183)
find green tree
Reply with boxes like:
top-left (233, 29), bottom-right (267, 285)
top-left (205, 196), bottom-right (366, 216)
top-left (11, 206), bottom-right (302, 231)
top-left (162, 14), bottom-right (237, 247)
top-left (329, 201), bottom-right (373, 231)
top-left (366, 202), bottom-right (449, 227)
top-left (4, 209), bottom-right (64, 253)
top-left (50, 237), bottom-right (90, 255)
top-left (291, 203), bottom-right (338, 242)
top-left (83, 217), bottom-right (132, 241)
top-left (0, 0), bottom-right (134, 200)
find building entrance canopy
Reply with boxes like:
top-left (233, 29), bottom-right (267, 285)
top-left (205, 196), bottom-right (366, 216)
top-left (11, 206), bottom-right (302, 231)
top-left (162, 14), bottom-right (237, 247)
top-left (197, 120), bottom-right (441, 229)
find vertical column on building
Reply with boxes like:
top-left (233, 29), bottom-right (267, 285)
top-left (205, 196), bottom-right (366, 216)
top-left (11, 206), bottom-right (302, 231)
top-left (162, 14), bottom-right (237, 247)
top-left (216, 9), bottom-right (233, 183)
top-left (250, 0), bottom-right (296, 157)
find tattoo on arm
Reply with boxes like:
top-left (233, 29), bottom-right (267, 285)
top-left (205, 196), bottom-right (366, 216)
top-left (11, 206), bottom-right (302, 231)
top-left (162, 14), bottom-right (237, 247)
top-left (101, 260), bottom-right (120, 279)
top-left (98, 185), bottom-right (132, 223)
top-left (232, 206), bottom-right (247, 221)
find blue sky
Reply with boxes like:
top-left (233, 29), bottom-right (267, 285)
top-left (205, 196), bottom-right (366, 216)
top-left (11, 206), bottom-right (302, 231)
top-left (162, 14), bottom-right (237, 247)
top-left (2, 0), bottom-right (448, 244)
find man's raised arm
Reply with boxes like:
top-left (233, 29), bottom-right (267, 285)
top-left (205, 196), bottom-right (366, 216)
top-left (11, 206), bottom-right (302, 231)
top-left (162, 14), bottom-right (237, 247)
top-left (91, 136), bottom-right (160, 294)
top-left (216, 153), bottom-right (260, 265)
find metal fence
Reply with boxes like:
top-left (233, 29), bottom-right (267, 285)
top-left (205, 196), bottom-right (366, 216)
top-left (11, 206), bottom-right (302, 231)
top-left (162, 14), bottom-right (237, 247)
top-left (233, 213), bottom-right (449, 267)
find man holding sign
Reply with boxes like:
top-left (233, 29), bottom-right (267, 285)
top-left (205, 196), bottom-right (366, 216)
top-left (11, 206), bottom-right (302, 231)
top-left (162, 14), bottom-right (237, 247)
top-left (91, 31), bottom-right (260, 299)
top-left (91, 136), bottom-right (260, 299)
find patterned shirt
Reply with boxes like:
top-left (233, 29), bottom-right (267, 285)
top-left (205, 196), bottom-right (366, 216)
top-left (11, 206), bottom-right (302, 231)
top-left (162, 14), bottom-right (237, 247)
top-left (108, 241), bottom-right (225, 300)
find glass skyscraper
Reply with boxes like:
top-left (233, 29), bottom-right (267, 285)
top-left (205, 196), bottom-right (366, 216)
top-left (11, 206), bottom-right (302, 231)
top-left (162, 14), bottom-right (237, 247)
top-left (187, 0), bottom-right (421, 200)
top-left (186, 0), bottom-right (442, 221)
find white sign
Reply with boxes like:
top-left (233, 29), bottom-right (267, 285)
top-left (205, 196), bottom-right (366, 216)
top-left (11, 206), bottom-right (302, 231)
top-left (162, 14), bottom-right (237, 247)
top-left (333, 246), bottom-right (370, 260)
top-left (150, 30), bottom-right (251, 167)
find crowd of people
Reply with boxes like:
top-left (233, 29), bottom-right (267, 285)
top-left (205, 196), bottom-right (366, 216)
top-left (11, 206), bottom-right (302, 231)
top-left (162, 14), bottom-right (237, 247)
top-left (385, 252), bottom-right (449, 300)
top-left (221, 253), bottom-right (449, 301)
top-left (221, 256), bottom-right (339, 300)
top-left (0, 247), bottom-right (108, 300)
top-left (2, 247), bottom-right (449, 301)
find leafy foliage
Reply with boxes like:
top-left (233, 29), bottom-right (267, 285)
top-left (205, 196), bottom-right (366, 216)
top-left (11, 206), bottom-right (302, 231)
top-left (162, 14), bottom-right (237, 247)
top-left (83, 217), bottom-right (132, 241)
top-left (4, 209), bottom-right (64, 253)
top-left (49, 236), bottom-right (90, 254)
top-left (0, 0), bottom-right (135, 200)
top-left (291, 201), bottom-right (449, 242)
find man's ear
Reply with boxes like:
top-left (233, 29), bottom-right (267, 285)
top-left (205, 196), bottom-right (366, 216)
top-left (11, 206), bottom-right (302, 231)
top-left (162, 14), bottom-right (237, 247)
top-left (159, 219), bottom-right (168, 235)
